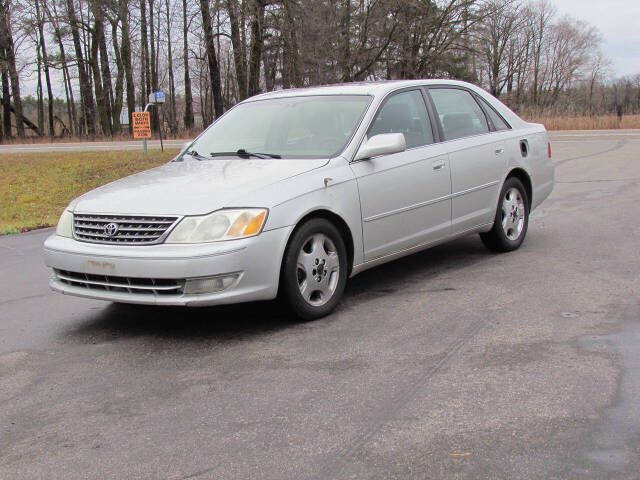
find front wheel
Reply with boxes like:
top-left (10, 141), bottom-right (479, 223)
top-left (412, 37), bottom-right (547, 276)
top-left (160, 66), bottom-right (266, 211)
top-left (480, 177), bottom-right (529, 252)
top-left (280, 218), bottom-right (348, 320)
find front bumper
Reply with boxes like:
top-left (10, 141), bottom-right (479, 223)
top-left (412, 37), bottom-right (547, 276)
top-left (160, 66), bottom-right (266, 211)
top-left (43, 227), bottom-right (291, 306)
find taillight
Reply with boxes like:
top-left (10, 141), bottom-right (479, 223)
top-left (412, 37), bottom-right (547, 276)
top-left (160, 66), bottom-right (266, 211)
top-left (548, 142), bottom-right (552, 158)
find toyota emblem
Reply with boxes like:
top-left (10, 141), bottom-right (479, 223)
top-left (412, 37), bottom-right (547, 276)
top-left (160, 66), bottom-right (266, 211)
top-left (104, 223), bottom-right (119, 237)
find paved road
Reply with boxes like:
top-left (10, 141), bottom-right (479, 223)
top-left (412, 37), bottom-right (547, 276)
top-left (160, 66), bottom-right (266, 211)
top-left (1, 131), bottom-right (639, 479)
top-left (0, 139), bottom-right (188, 154)
top-left (0, 129), bottom-right (638, 154)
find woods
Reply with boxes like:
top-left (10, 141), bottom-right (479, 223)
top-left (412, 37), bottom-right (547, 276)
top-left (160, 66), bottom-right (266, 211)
top-left (0, 0), bottom-right (637, 141)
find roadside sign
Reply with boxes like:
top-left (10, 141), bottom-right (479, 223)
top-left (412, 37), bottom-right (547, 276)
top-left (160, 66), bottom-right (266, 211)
top-left (154, 90), bottom-right (166, 103)
top-left (132, 111), bottom-right (151, 139)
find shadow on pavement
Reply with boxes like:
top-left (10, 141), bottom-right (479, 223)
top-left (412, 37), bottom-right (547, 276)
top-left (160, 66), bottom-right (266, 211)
top-left (61, 236), bottom-right (491, 344)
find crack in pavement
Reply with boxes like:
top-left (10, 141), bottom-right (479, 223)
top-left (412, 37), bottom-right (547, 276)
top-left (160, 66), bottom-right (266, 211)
top-left (308, 315), bottom-right (487, 480)
top-left (554, 140), bottom-right (627, 166)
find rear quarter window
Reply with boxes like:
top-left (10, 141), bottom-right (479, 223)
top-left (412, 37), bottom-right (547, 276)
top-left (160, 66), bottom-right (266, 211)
top-left (477, 96), bottom-right (511, 131)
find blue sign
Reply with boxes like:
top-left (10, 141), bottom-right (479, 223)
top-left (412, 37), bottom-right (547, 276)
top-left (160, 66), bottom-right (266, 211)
top-left (154, 91), bottom-right (165, 100)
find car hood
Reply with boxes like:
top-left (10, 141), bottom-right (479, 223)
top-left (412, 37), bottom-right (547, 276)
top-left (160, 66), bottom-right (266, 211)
top-left (71, 158), bottom-right (329, 215)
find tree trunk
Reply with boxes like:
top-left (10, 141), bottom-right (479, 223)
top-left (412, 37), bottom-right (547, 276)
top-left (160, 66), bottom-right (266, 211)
top-left (165, 0), bottom-right (177, 134)
top-left (111, 19), bottom-right (124, 135)
top-left (341, 0), bottom-right (351, 82)
top-left (0, 0), bottom-right (25, 137)
top-left (247, 0), bottom-right (266, 96)
top-left (98, 18), bottom-right (115, 134)
top-left (119, 0), bottom-right (136, 135)
top-left (182, 0), bottom-right (193, 130)
top-left (226, 0), bottom-right (247, 100)
top-left (36, 41), bottom-right (45, 135)
top-left (1, 68), bottom-right (10, 138)
top-left (89, 10), bottom-right (112, 136)
top-left (199, 0), bottom-right (223, 118)
top-left (61, 65), bottom-right (74, 135)
top-left (65, 0), bottom-right (96, 136)
top-left (8, 104), bottom-right (39, 133)
top-left (149, 0), bottom-right (159, 132)
top-left (35, 0), bottom-right (54, 137)
top-left (47, 0), bottom-right (77, 135)
top-left (140, 0), bottom-right (151, 107)
top-left (282, 0), bottom-right (301, 87)
top-left (262, 45), bottom-right (277, 92)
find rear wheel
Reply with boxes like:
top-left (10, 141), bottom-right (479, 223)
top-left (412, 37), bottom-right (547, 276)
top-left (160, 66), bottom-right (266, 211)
top-left (280, 218), bottom-right (348, 320)
top-left (480, 177), bottom-right (529, 252)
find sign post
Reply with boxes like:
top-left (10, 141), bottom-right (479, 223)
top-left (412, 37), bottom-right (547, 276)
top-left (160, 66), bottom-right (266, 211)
top-left (133, 90), bottom-right (166, 155)
top-left (153, 91), bottom-right (165, 152)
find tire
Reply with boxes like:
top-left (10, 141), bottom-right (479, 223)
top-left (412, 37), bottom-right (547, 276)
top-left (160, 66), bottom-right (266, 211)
top-left (480, 176), bottom-right (530, 252)
top-left (280, 218), bottom-right (348, 320)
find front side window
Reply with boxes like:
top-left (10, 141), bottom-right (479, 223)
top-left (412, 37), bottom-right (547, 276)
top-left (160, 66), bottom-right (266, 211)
top-left (368, 90), bottom-right (434, 149)
top-left (188, 95), bottom-right (372, 159)
top-left (429, 88), bottom-right (489, 140)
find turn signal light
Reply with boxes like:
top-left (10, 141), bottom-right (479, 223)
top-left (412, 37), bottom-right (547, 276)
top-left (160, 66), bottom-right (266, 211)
top-left (243, 211), bottom-right (266, 236)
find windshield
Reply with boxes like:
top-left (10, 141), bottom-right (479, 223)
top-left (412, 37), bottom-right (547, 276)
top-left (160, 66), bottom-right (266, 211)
top-left (188, 95), bottom-right (372, 159)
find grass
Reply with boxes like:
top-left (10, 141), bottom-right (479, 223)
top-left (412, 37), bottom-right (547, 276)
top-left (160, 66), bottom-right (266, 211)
top-left (3, 110), bottom-right (639, 234)
top-left (0, 150), bottom-right (177, 235)
top-left (521, 113), bottom-right (640, 130)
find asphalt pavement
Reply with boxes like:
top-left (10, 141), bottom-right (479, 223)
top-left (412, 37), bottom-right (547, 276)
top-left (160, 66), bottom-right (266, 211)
top-left (1, 131), bottom-right (639, 479)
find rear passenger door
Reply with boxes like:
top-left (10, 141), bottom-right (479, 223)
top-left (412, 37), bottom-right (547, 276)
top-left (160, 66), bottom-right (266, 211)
top-left (427, 87), bottom-right (506, 235)
top-left (350, 89), bottom-right (451, 261)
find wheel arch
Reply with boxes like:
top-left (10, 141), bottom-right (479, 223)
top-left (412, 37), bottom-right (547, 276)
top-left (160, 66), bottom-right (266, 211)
top-left (285, 209), bottom-right (355, 277)
top-left (283, 208), bottom-right (355, 277)
top-left (505, 167), bottom-right (533, 209)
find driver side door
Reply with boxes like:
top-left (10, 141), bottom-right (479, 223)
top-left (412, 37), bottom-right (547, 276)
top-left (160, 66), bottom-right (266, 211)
top-left (350, 89), bottom-right (452, 262)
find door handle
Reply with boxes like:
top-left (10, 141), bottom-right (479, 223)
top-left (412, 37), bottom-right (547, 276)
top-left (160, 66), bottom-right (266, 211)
top-left (495, 146), bottom-right (505, 155)
top-left (432, 160), bottom-right (446, 171)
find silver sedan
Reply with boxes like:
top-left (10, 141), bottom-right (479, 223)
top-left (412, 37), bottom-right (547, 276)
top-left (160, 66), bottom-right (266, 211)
top-left (44, 80), bottom-right (554, 319)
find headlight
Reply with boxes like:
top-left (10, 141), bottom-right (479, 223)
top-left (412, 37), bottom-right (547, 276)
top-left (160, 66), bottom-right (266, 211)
top-left (166, 208), bottom-right (267, 243)
top-left (56, 209), bottom-right (73, 238)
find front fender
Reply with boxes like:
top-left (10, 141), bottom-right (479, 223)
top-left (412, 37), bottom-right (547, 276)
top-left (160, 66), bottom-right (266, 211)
top-left (263, 161), bottom-right (364, 269)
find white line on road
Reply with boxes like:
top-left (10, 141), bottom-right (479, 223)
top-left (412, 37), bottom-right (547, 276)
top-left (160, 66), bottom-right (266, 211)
top-left (551, 133), bottom-right (640, 137)
top-left (0, 140), bottom-right (188, 154)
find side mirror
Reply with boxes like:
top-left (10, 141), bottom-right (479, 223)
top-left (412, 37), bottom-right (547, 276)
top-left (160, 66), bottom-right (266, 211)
top-left (354, 133), bottom-right (406, 161)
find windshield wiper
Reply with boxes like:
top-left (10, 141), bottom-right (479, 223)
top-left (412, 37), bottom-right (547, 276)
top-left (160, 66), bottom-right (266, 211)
top-left (182, 149), bottom-right (211, 161)
top-left (209, 149), bottom-right (281, 159)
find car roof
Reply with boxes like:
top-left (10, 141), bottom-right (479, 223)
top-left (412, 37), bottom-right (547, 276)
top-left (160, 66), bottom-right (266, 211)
top-left (241, 79), bottom-right (528, 128)
top-left (245, 79), bottom-right (483, 101)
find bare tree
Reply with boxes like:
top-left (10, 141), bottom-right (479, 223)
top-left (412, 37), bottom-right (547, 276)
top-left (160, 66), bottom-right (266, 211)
top-left (477, 0), bottom-right (525, 97)
top-left (0, 0), bottom-right (25, 137)
top-left (199, 0), bottom-right (223, 118)
top-left (182, 0), bottom-right (194, 129)
top-left (0, 0), bottom-right (630, 142)
top-left (65, 0), bottom-right (97, 136)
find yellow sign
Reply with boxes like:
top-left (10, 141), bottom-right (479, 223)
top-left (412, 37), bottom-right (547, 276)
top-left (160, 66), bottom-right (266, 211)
top-left (132, 111), bottom-right (151, 139)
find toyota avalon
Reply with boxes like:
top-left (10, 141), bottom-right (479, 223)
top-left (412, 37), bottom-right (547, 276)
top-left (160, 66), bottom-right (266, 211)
top-left (44, 80), bottom-right (554, 319)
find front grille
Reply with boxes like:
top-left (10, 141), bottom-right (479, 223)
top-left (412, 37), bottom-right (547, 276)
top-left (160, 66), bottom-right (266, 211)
top-left (54, 269), bottom-right (185, 295)
top-left (73, 214), bottom-right (179, 245)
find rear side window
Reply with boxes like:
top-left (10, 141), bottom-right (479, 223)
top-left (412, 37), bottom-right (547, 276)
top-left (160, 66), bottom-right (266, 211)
top-left (368, 90), bottom-right (434, 149)
top-left (477, 96), bottom-right (511, 131)
top-left (429, 88), bottom-right (489, 140)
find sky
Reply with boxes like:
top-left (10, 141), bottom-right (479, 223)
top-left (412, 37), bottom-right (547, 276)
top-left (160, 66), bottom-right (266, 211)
top-left (552, 0), bottom-right (640, 77)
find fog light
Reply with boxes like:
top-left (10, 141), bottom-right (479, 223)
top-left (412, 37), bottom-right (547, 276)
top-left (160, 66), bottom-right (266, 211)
top-left (184, 274), bottom-right (239, 295)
